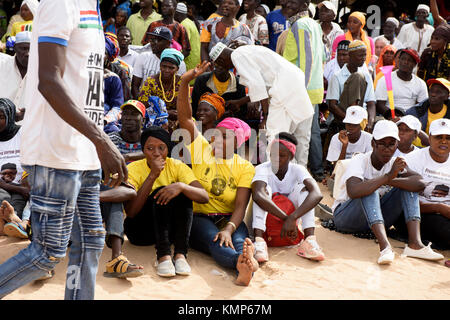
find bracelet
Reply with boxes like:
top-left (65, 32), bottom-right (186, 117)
top-left (226, 221), bottom-right (237, 232)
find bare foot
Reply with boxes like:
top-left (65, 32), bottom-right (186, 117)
top-left (1, 201), bottom-right (20, 224)
top-left (243, 238), bottom-right (259, 272)
top-left (235, 254), bottom-right (253, 286)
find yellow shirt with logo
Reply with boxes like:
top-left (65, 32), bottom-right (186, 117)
top-left (187, 133), bottom-right (255, 214)
top-left (127, 157), bottom-right (197, 195)
top-left (413, 104), bottom-right (448, 147)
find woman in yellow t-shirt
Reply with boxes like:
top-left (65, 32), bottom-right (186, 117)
top-left (124, 126), bottom-right (209, 277)
top-left (177, 61), bottom-right (258, 286)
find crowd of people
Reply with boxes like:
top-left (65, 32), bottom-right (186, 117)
top-left (0, 0), bottom-right (449, 300)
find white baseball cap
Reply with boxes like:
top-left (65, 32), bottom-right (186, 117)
top-left (317, 1), bottom-right (337, 17)
top-left (396, 115), bottom-right (422, 133)
top-left (373, 120), bottom-right (400, 141)
top-left (342, 105), bottom-right (368, 124)
top-left (429, 118), bottom-right (450, 136)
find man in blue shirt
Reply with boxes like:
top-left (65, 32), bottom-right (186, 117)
top-left (266, 0), bottom-right (294, 51)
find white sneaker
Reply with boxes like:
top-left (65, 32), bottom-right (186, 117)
top-left (174, 258), bottom-right (191, 276)
top-left (254, 239), bottom-right (269, 263)
top-left (403, 243), bottom-right (444, 261)
top-left (156, 259), bottom-right (176, 277)
top-left (378, 247), bottom-right (395, 265)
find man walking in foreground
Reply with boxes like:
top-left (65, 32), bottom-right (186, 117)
top-left (0, 0), bottom-right (127, 300)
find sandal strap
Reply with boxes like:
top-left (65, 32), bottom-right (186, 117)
top-left (106, 255), bottom-right (132, 274)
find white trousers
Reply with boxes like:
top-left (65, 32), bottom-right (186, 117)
top-left (252, 183), bottom-right (316, 232)
top-left (265, 104), bottom-right (313, 167)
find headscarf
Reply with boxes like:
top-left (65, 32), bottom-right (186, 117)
top-left (376, 44), bottom-right (396, 75)
top-left (432, 24), bottom-right (450, 43)
top-left (346, 12), bottom-right (372, 65)
top-left (21, 0), bottom-right (39, 17)
top-left (105, 33), bottom-right (119, 61)
top-left (216, 117), bottom-right (251, 148)
top-left (271, 139), bottom-right (296, 157)
top-left (199, 93), bottom-right (225, 119)
top-left (0, 98), bottom-right (20, 142)
top-left (160, 48), bottom-right (184, 67)
top-left (140, 126), bottom-right (172, 153)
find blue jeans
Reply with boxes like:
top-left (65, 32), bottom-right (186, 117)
top-left (100, 185), bottom-right (125, 248)
top-left (0, 165), bottom-right (105, 300)
top-left (189, 214), bottom-right (249, 270)
top-left (333, 187), bottom-right (421, 233)
top-left (308, 104), bottom-right (324, 176)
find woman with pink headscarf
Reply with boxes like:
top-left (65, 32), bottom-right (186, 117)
top-left (177, 61), bottom-right (258, 287)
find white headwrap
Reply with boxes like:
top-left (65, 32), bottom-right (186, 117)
top-left (21, 0), bottom-right (39, 17)
top-left (209, 42), bottom-right (227, 62)
top-left (385, 17), bottom-right (399, 28)
top-left (416, 4), bottom-right (430, 14)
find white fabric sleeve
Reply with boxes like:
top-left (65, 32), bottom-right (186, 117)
top-left (375, 76), bottom-right (388, 101)
top-left (252, 163), bottom-right (270, 184)
top-left (36, 0), bottom-right (76, 45)
top-left (132, 54), bottom-right (146, 78)
top-left (416, 78), bottom-right (429, 104)
top-left (326, 134), bottom-right (342, 162)
top-left (231, 50), bottom-right (269, 102)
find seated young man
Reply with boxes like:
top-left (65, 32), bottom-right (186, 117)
top-left (332, 120), bottom-right (444, 264)
top-left (124, 126), bottom-right (209, 277)
top-left (251, 132), bottom-right (325, 263)
top-left (404, 119), bottom-right (450, 250)
top-left (326, 105), bottom-right (372, 164)
top-left (394, 115), bottom-right (424, 157)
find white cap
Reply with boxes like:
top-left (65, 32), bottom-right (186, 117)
top-left (416, 4), bottom-right (430, 14)
top-left (15, 31), bottom-right (31, 44)
top-left (261, 4), bottom-right (270, 15)
top-left (429, 118), bottom-right (450, 136)
top-left (209, 42), bottom-right (227, 61)
top-left (176, 2), bottom-right (187, 14)
top-left (317, 1), bottom-right (337, 17)
top-left (385, 17), bottom-right (399, 28)
top-left (343, 106), bottom-right (368, 124)
top-left (21, 0), bottom-right (39, 17)
top-left (373, 120), bottom-right (400, 141)
top-left (397, 115), bottom-right (422, 133)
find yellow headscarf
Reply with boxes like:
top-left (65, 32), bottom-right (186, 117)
top-left (345, 12), bottom-right (372, 66)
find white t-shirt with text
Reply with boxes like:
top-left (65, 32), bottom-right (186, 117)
top-left (21, 0), bottom-right (105, 171)
top-left (405, 147), bottom-right (450, 205)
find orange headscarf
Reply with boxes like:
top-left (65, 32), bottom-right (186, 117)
top-left (345, 12), bottom-right (372, 65)
top-left (375, 44), bottom-right (396, 75)
top-left (199, 92), bottom-right (225, 119)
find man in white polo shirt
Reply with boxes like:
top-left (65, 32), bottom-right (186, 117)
top-left (0, 31), bottom-right (31, 116)
top-left (0, 0), bottom-right (127, 300)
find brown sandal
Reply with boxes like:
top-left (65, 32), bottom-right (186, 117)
top-left (103, 254), bottom-right (144, 279)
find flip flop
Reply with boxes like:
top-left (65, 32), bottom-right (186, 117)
top-left (3, 222), bottom-right (28, 239)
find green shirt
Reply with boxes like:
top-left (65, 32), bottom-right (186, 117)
top-left (126, 10), bottom-right (162, 45)
top-left (181, 17), bottom-right (200, 71)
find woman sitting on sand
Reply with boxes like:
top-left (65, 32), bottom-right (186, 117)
top-left (404, 119), bottom-right (450, 250)
top-left (177, 61), bottom-right (258, 286)
top-left (251, 132), bottom-right (325, 263)
top-left (124, 126), bottom-right (209, 277)
top-left (332, 120), bottom-right (444, 265)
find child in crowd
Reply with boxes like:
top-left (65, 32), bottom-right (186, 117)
top-left (404, 119), bottom-right (450, 250)
top-left (332, 120), bottom-right (444, 264)
top-left (326, 105), bottom-right (372, 163)
top-left (394, 115), bottom-right (423, 157)
top-left (252, 132), bottom-right (325, 263)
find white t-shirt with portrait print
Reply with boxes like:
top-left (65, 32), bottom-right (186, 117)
top-left (0, 128), bottom-right (23, 183)
top-left (405, 147), bottom-right (450, 205)
top-left (326, 131), bottom-right (373, 162)
top-left (252, 161), bottom-right (313, 195)
top-left (21, 0), bottom-right (105, 171)
top-left (332, 152), bottom-right (396, 211)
